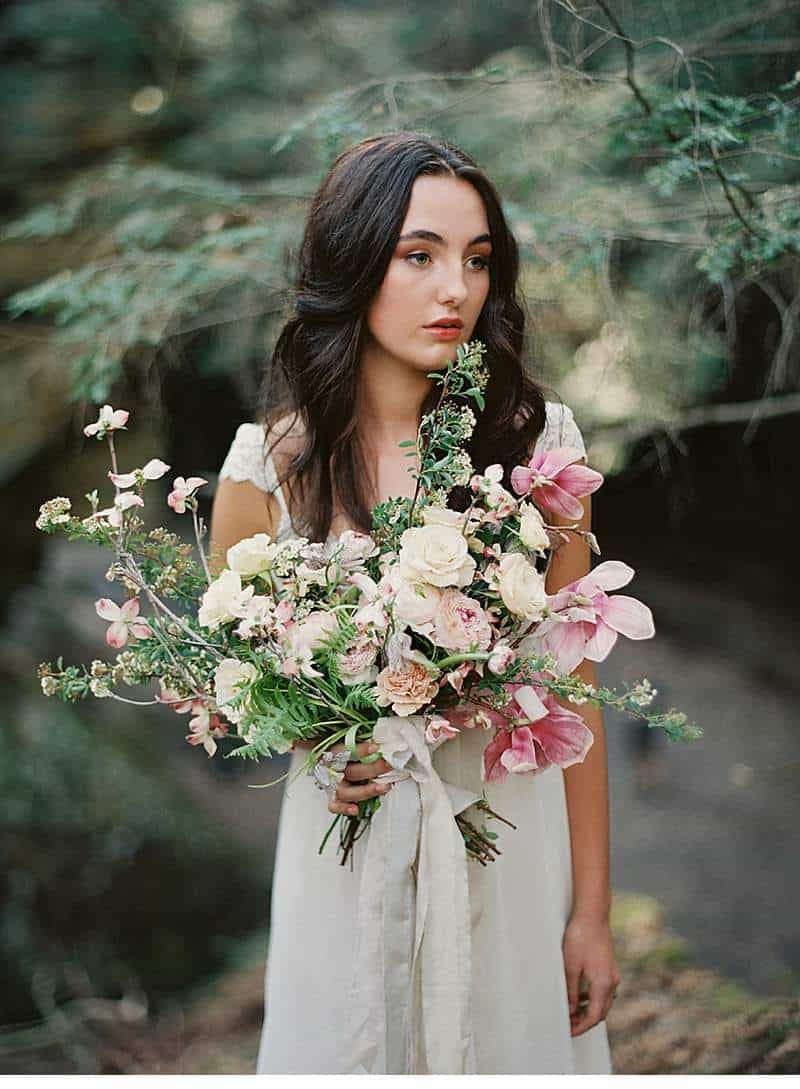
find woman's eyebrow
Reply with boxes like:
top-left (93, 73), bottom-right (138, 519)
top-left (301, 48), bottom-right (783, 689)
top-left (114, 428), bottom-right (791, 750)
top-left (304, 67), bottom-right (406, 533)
top-left (397, 229), bottom-right (492, 247)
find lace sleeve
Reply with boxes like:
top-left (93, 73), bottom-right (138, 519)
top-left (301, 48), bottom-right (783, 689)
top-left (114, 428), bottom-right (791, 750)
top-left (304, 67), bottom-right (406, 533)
top-left (537, 402), bottom-right (587, 459)
top-left (218, 423), bottom-right (276, 492)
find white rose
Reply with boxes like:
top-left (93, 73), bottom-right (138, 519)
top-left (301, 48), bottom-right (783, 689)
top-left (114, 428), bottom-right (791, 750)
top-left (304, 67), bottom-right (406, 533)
top-left (198, 570), bottom-right (254, 630)
top-left (421, 506), bottom-right (466, 529)
top-left (393, 576), bottom-right (442, 634)
top-left (518, 503), bottom-right (550, 554)
top-left (497, 552), bottom-right (547, 620)
top-left (214, 658), bottom-right (259, 724)
top-left (397, 524), bottom-right (476, 588)
top-left (226, 533), bottom-right (279, 577)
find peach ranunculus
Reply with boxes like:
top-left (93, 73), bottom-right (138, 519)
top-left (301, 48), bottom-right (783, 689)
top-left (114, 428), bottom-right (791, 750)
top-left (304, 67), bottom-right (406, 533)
top-left (433, 588), bottom-right (492, 652)
top-left (375, 660), bottom-right (440, 717)
top-left (397, 523), bottom-right (476, 588)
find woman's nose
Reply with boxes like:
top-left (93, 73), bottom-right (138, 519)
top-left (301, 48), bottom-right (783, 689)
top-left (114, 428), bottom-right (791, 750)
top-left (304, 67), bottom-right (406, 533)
top-left (436, 263), bottom-right (469, 305)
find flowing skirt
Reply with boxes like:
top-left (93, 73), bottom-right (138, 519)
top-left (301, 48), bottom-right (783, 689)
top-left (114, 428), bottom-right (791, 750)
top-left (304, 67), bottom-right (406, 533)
top-left (256, 726), bottom-right (613, 1074)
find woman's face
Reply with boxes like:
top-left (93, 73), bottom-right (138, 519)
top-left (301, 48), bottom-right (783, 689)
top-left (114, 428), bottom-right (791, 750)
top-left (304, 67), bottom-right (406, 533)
top-left (365, 173), bottom-right (492, 374)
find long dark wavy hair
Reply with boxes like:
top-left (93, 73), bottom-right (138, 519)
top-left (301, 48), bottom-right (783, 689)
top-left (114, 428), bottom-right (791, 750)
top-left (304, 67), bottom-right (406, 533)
top-left (258, 130), bottom-right (547, 540)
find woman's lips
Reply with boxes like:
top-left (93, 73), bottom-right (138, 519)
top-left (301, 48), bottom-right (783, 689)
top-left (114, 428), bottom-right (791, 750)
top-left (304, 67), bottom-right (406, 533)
top-left (424, 326), bottom-right (463, 340)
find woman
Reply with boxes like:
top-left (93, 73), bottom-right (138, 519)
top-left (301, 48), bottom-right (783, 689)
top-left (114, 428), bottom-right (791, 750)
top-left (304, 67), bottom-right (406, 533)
top-left (210, 131), bottom-right (620, 1074)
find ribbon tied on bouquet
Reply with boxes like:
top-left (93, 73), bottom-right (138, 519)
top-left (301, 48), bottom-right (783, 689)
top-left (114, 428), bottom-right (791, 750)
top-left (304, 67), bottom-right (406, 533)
top-left (343, 714), bottom-right (481, 1075)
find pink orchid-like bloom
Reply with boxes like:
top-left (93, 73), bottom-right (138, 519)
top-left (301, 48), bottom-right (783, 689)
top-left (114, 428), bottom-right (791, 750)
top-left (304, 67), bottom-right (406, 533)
top-left (167, 475), bottom-right (208, 513)
top-left (425, 714), bottom-right (460, 744)
top-left (510, 445), bottom-right (603, 520)
top-left (185, 702), bottom-right (229, 757)
top-left (95, 596), bottom-right (153, 648)
top-left (108, 458), bottom-right (171, 490)
top-left (93, 491), bottom-right (144, 528)
top-left (481, 681), bottom-right (594, 782)
top-left (84, 404), bottom-right (130, 439)
top-left (538, 560), bottom-right (655, 675)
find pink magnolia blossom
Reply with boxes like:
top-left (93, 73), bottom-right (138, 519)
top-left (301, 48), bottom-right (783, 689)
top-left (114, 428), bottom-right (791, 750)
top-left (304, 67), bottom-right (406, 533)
top-left (95, 596), bottom-right (153, 648)
top-left (108, 458), bottom-right (171, 489)
top-left (538, 560), bottom-right (655, 675)
top-left (84, 404), bottom-right (129, 438)
top-left (510, 445), bottom-right (603, 520)
top-left (168, 475), bottom-right (208, 513)
top-left (481, 681), bottom-right (594, 782)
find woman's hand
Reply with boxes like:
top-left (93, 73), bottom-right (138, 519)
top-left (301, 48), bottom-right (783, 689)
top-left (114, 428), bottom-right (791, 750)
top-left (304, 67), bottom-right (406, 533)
top-left (292, 739), bottom-right (395, 816)
top-left (562, 914), bottom-right (621, 1037)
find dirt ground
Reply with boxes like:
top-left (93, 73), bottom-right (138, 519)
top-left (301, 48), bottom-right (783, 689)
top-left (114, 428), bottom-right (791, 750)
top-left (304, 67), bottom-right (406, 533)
top-left (3, 891), bottom-right (797, 1075)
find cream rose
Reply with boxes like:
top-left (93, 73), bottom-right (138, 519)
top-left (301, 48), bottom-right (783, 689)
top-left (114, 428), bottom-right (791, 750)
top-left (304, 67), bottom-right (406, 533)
top-left (214, 658), bottom-right (259, 724)
top-left (421, 506), bottom-right (467, 530)
top-left (198, 569), bottom-right (254, 630)
top-left (497, 552), bottom-right (547, 620)
top-left (433, 588), bottom-right (492, 651)
top-left (226, 533), bottom-right (279, 577)
top-left (392, 576), bottom-right (442, 634)
top-left (518, 502), bottom-right (550, 554)
top-left (375, 661), bottom-right (440, 717)
top-left (397, 524), bottom-right (476, 588)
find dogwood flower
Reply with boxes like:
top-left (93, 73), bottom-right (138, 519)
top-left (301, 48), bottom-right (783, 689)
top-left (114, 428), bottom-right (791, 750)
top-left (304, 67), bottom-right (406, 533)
top-left (93, 491), bottom-right (145, 528)
top-left (108, 459), bottom-right (171, 489)
top-left (95, 596), bottom-right (153, 648)
top-left (167, 476), bottom-right (208, 513)
top-left (536, 560), bottom-right (655, 674)
top-left (510, 446), bottom-right (603, 520)
top-left (84, 405), bottom-right (129, 439)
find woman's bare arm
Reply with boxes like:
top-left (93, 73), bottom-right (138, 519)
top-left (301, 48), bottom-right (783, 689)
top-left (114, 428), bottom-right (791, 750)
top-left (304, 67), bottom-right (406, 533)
top-left (208, 478), bottom-right (282, 577)
top-left (544, 489), bottom-right (611, 924)
top-left (545, 485), bottom-right (621, 1034)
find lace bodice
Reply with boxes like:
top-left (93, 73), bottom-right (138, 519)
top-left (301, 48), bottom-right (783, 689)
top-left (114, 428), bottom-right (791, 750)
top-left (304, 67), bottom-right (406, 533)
top-left (218, 400), bottom-right (586, 543)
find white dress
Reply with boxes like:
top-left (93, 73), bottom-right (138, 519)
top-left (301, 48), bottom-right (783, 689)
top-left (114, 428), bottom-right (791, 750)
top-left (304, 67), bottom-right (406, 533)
top-left (218, 402), bottom-right (613, 1075)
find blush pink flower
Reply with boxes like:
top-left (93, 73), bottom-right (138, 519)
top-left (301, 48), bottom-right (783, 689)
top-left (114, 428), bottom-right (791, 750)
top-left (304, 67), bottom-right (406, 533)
top-left (157, 680), bottom-right (194, 713)
top-left (84, 404), bottom-right (129, 439)
top-left (167, 476), bottom-right (208, 513)
top-left (538, 560), bottom-right (655, 674)
top-left (108, 458), bottom-right (171, 489)
top-left (480, 682), bottom-right (594, 782)
top-left (424, 714), bottom-right (461, 744)
top-left (433, 588), bottom-right (492, 652)
top-left (95, 596), bottom-right (153, 648)
top-left (510, 445), bottom-right (603, 520)
top-left (184, 701), bottom-right (229, 757)
top-left (93, 491), bottom-right (144, 528)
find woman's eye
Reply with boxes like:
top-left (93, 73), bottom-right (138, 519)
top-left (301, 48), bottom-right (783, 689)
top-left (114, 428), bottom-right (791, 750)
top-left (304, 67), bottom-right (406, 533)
top-left (405, 253), bottom-right (489, 270)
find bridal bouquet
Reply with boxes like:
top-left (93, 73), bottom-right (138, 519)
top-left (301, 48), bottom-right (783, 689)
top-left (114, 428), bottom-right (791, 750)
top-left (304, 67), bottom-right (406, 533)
top-left (37, 341), bottom-right (701, 867)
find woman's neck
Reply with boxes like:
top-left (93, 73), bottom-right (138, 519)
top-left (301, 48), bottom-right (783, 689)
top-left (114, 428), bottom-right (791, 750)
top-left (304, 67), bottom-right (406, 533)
top-left (356, 347), bottom-right (432, 452)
